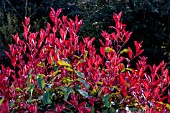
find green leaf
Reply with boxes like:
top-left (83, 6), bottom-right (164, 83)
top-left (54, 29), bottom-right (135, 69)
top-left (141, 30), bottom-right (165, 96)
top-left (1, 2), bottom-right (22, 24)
top-left (77, 89), bottom-right (88, 98)
top-left (42, 89), bottom-right (52, 105)
top-left (62, 77), bottom-right (72, 84)
top-left (166, 104), bottom-right (170, 110)
top-left (15, 87), bottom-right (21, 92)
top-left (83, 51), bottom-right (88, 59)
top-left (103, 109), bottom-right (108, 113)
top-left (64, 87), bottom-right (72, 101)
top-left (105, 47), bottom-right (114, 53)
top-left (120, 48), bottom-right (128, 54)
top-left (0, 98), bottom-right (4, 105)
top-left (121, 68), bottom-right (133, 73)
top-left (77, 78), bottom-right (89, 90)
top-left (57, 60), bottom-right (70, 67)
top-left (98, 81), bottom-right (103, 85)
top-left (76, 59), bottom-right (86, 66)
top-left (37, 74), bottom-right (45, 89)
top-left (26, 74), bottom-right (32, 86)
top-left (109, 107), bottom-right (115, 112)
top-left (90, 106), bottom-right (95, 113)
top-left (125, 68), bottom-right (133, 72)
top-left (30, 84), bottom-right (35, 98)
top-left (52, 70), bottom-right (61, 76)
top-left (102, 94), bottom-right (110, 108)
top-left (26, 99), bottom-right (36, 104)
top-left (75, 71), bottom-right (84, 78)
top-left (37, 62), bottom-right (45, 68)
top-left (65, 67), bottom-right (73, 71)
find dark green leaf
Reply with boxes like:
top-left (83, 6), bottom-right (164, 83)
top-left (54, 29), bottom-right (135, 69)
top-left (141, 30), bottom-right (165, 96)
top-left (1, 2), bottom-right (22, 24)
top-left (37, 74), bottom-right (45, 89)
top-left (90, 106), bottom-right (95, 113)
top-left (102, 94), bottom-right (110, 108)
top-left (102, 109), bottom-right (108, 113)
top-left (77, 78), bottom-right (89, 90)
top-left (109, 107), bottom-right (115, 112)
top-left (64, 87), bottom-right (72, 101)
top-left (75, 71), bottom-right (84, 78)
top-left (77, 89), bottom-right (88, 98)
top-left (26, 74), bottom-right (32, 86)
top-left (42, 89), bottom-right (52, 105)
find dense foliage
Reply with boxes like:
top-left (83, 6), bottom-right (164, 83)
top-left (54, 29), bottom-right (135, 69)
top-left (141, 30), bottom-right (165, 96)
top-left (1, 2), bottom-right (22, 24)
top-left (0, 0), bottom-right (170, 68)
top-left (0, 8), bottom-right (170, 112)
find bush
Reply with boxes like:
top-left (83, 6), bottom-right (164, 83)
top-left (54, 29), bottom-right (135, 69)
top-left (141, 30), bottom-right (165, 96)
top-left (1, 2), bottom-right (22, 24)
top-left (0, 7), bottom-right (170, 112)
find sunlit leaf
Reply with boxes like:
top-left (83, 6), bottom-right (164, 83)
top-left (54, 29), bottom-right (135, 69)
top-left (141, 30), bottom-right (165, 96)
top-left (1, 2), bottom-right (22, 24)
top-left (15, 87), bottom-right (21, 92)
top-left (83, 51), bottom-right (88, 59)
top-left (57, 60), bottom-right (70, 67)
top-left (0, 98), bottom-right (4, 105)
top-left (52, 70), bottom-right (61, 76)
top-left (105, 47), bottom-right (114, 53)
top-left (37, 62), bottom-right (45, 68)
top-left (120, 48), bottom-right (128, 54)
top-left (166, 104), bottom-right (170, 110)
top-left (62, 77), bottom-right (72, 84)
top-left (65, 67), bottom-right (73, 71)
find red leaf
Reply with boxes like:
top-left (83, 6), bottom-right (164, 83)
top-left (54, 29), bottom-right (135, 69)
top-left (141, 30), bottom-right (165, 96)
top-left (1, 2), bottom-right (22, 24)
top-left (136, 49), bottom-right (144, 57)
top-left (99, 39), bottom-right (105, 46)
top-left (134, 41), bottom-right (140, 53)
top-left (29, 101), bottom-right (37, 113)
top-left (100, 47), bottom-right (105, 56)
top-left (143, 80), bottom-right (149, 89)
top-left (124, 32), bottom-right (132, 43)
top-left (128, 47), bottom-right (133, 60)
top-left (4, 51), bottom-right (11, 59)
top-left (88, 97), bottom-right (94, 106)
top-left (121, 86), bottom-right (127, 97)
top-left (144, 91), bottom-right (150, 99)
top-left (24, 17), bottom-right (30, 26)
top-left (12, 34), bottom-right (20, 44)
top-left (120, 74), bottom-right (126, 85)
top-left (49, 7), bottom-right (62, 22)
top-left (111, 33), bottom-right (118, 41)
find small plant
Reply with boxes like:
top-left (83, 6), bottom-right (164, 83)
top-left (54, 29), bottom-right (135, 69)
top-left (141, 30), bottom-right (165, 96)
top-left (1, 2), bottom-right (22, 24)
top-left (0, 7), bottom-right (170, 112)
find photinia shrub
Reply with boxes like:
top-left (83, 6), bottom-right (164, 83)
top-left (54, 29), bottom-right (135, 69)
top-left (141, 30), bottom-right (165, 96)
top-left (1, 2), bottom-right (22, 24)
top-left (0, 7), bottom-right (170, 112)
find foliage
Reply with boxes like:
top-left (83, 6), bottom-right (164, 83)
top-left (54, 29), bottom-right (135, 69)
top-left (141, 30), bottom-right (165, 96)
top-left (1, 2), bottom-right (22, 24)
top-left (0, 0), bottom-right (170, 66)
top-left (0, 8), bottom-right (170, 112)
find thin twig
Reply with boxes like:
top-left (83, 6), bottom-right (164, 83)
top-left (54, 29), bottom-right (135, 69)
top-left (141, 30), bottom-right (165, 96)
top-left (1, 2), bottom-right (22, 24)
top-left (5, 0), bottom-right (23, 19)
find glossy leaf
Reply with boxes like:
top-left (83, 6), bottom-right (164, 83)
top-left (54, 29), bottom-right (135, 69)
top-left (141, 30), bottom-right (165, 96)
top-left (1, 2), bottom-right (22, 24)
top-left (78, 89), bottom-right (89, 98)
top-left (57, 60), bottom-right (71, 67)
top-left (0, 98), bottom-right (4, 105)
top-left (37, 74), bottom-right (45, 89)
top-left (75, 71), bottom-right (84, 78)
top-left (64, 87), bottom-right (72, 101)
top-left (77, 78), bottom-right (89, 90)
top-left (102, 94), bottom-right (110, 108)
top-left (42, 89), bottom-right (52, 105)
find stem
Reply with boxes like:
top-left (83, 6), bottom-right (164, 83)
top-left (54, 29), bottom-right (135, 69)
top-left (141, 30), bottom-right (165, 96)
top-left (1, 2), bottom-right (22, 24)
top-left (25, 0), bottom-right (28, 16)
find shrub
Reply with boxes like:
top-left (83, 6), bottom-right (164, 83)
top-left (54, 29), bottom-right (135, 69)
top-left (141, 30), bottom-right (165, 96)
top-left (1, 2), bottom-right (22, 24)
top-left (0, 7), bottom-right (170, 112)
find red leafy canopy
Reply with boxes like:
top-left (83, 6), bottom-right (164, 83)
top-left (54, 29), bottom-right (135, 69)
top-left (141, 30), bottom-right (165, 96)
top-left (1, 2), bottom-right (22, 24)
top-left (0, 8), bottom-right (169, 113)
